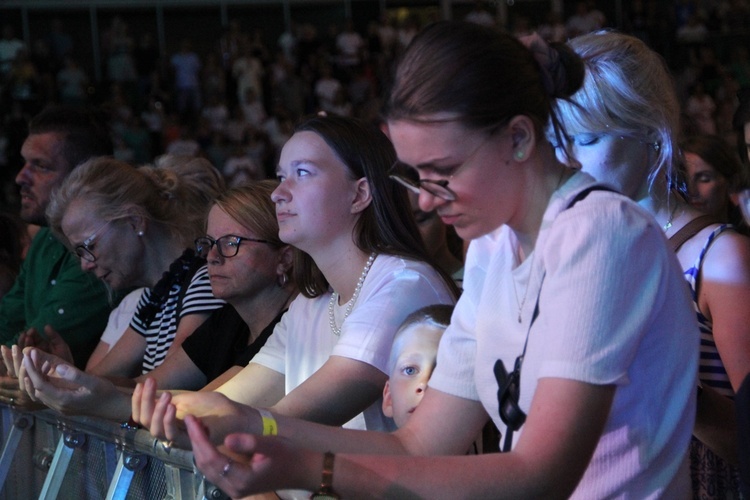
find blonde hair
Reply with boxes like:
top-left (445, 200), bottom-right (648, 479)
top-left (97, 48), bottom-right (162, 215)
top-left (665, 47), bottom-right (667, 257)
top-left (386, 304), bottom-right (453, 375)
top-left (212, 180), bottom-right (283, 247)
top-left (555, 31), bottom-right (680, 198)
top-left (47, 156), bottom-right (225, 249)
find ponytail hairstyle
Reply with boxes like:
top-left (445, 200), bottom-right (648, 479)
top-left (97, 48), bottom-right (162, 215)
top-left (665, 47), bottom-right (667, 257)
top-left (554, 31), bottom-right (681, 201)
top-left (385, 21), bottom-right (584, 148)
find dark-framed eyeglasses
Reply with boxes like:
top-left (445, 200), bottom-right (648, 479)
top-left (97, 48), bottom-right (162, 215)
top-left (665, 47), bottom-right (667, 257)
top-left (74, 221), bottom-right (113, 263)
top-left (194, 235), bottom-right (274, 259)
top-left (388, 162), bottom-right (457, 201)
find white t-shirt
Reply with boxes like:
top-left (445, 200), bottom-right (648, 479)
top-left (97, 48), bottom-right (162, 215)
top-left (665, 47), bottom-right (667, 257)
top-left (430, 172), bottom-right (697, 498)
top-left (252, 254), bottom-right (455, 432)
top-left (99, 288), bottom-right (145, 349)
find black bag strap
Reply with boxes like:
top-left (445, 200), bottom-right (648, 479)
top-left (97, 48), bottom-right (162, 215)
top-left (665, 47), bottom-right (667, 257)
top-left (498, 185), bottom-right (617, 451)
top-left (668, 214), bottom-right (720, 253)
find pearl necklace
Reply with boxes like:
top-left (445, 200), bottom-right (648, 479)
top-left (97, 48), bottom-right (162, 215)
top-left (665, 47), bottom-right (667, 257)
top-left (328, 252), bottom-right (376, 336)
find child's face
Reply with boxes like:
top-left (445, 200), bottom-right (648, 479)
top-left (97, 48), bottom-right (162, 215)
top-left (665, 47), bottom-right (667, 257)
top-left (383, 323), bottom-right (443, 428)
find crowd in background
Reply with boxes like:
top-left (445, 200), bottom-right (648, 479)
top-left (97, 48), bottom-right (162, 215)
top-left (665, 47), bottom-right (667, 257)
top-left (0, 0), bottom-right (750, 212)
top-left (0, 1), bottom-right (749, 497)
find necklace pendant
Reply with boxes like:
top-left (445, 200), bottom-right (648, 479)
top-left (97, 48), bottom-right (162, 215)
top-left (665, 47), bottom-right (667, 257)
top-left (517, 312), bottom-right (522, 323)
top-left (663, 220), bottom-right (672, 231)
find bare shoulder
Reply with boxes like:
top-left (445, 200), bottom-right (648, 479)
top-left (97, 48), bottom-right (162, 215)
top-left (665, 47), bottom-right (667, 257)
top-left (701, 228), bottom-right (750, 283)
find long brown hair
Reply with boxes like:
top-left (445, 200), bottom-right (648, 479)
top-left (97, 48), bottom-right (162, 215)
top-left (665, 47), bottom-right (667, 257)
top-left (290, 114), bottom-right (458, 299)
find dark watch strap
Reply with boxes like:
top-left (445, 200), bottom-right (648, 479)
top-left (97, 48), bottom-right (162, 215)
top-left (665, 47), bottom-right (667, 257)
top-left (311, 451), bottom-right (339, 499)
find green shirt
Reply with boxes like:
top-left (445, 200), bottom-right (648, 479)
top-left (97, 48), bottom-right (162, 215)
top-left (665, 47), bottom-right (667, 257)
top-left (0, 227), bottom-right (113, 368)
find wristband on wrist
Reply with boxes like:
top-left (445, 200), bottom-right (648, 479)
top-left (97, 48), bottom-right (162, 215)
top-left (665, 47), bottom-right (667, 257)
top-left (311, 451), bottom-right (339, 500)
top-left (258, 408), bottom-right (278, 436)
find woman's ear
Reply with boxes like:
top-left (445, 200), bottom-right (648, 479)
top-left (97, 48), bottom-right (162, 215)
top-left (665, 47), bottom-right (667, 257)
top-left (509, 115), bottom-right (537, 163)
top-left (275, 245), bottom-right (295, 288)
top-left (126, 213), bottom-right (146, 236)
top-left (351, 177), bottom-right (373, 214)
top-left (276, 245), bottom-right (294, 276)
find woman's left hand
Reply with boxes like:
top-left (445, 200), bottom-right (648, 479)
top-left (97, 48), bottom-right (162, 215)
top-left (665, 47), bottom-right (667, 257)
top-left (0, 345), bottom-right (48, 410)
top-left (22, 347), bottom-right (119, 415)
top-left (186, 414), bottom-right (317, 498)
top-left (1, 344), bottom-right (24, 379)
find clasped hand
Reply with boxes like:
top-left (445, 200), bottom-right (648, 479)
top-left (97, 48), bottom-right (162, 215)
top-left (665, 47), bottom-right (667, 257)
top-left (132, 378), bottom-right (253, 450)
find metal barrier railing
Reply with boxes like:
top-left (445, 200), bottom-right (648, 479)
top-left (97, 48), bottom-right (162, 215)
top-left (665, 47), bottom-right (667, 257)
top-left (0, 405), bottom-right (228, 500)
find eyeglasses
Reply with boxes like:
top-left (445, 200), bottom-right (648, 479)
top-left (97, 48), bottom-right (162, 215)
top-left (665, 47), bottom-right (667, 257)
top-left (75, 221), bottom-right (113, 263)
top-left (388, 127), bottom-right (502, 202)
top-left (388, 162), bottom-right (457, 201)
top-left (194, 235), bottom-right (273, 259)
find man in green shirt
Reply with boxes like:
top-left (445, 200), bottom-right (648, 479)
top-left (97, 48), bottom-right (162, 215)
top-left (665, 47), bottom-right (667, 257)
top-left (0, 106), bottom-right (114, 368)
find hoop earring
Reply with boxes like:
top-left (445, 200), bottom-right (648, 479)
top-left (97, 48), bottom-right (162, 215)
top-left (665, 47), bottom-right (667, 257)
top-left (277, 272), bottom-right (288, 288)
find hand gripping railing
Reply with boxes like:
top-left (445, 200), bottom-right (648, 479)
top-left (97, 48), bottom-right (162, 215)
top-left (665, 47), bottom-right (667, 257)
top-left (0, 405), bottom-right (229, 500)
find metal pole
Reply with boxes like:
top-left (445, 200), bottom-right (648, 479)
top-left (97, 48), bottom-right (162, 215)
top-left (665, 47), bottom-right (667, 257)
top-left (90, 6), bottom-right (101, 82)
top-left (220, 1), bottom-right (228, 28)
top-left (20, 6), bottom-right (29, 45)
top-left (156, 4), bottom-right (166, 59)
top-left (283, 0), bottom-right (292, 33)
top-left (442, 0), bottom-right (451, 21)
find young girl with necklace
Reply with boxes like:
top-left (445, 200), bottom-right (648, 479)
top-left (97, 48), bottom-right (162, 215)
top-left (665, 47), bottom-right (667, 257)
top-left (132, 114), bottom-right (457, 452)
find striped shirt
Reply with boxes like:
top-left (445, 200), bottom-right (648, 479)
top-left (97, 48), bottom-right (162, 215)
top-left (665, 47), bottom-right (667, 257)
top-left (684, 224), bottom-right (734, 398)
top-left (130, 264), bottom-right (224, 373)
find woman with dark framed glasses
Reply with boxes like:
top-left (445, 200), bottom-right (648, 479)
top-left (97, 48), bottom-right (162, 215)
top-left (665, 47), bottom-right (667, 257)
top-left (18, 181), bottom-right (298, 422)
top-left (143, 23), bottom-right (697, 499)
top-left (131, 114), bottom-right (457, 500)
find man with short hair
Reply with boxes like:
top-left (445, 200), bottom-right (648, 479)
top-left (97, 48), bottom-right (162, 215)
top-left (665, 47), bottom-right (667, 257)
top-left (0, 105), bottom-right (115, 368)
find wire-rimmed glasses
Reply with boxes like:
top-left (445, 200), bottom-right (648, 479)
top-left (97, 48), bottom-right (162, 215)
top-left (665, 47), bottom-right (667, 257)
top-left (388, 162), bottom-right (457, 201)
top-left (74, 222), bottom-right (113, 262)
top-left (387, 124), bottom-right (504, 202)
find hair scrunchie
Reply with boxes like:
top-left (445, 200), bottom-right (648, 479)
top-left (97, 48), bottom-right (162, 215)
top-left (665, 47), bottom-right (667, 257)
top-left (519, 32), bottom-right (567, 97)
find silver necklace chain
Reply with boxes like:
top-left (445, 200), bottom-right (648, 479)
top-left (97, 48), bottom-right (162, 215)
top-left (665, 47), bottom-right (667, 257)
top-left (513, 166), bottom-right (568, 323)
top-left (328, 252), bottom-right (376, 336)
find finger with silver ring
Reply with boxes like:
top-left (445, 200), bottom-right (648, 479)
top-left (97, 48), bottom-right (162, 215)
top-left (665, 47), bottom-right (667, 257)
top-left (221, 459), bottom-right (233, 477)
top-left (160, 439), bottom-right (173, 454)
